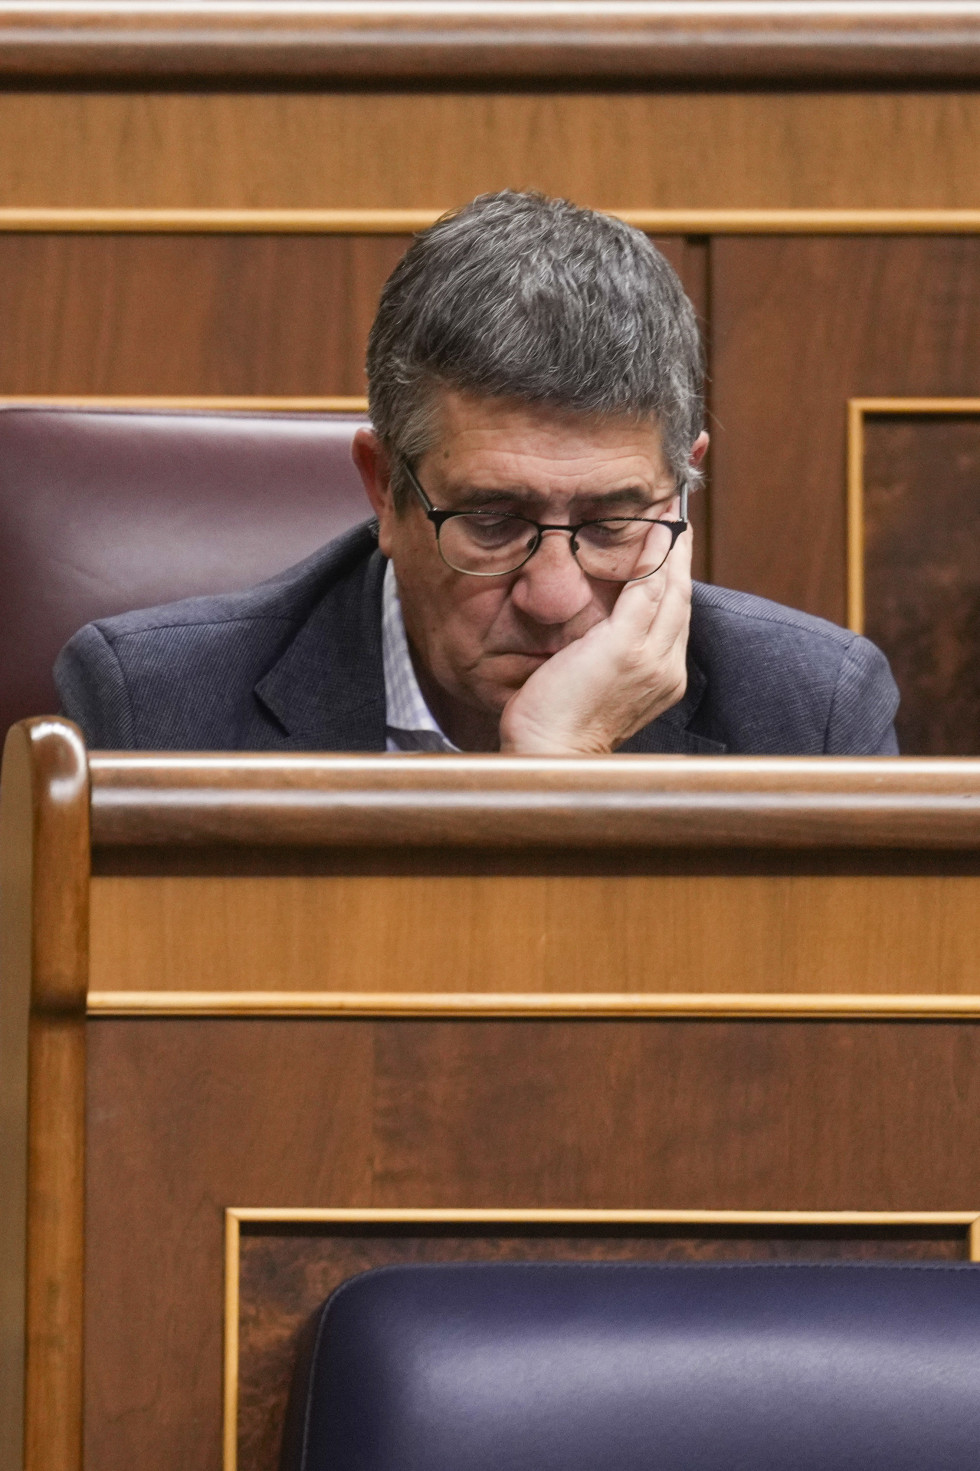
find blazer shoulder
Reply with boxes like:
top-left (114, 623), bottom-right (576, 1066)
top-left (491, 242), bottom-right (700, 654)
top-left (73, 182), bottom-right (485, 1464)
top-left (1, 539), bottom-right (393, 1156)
top-left (692, 581), bottom-right (857, 650)
top-left (55, 521), bottom-right (379, 748)
top-left (688, 582), bottom-right (899, 754)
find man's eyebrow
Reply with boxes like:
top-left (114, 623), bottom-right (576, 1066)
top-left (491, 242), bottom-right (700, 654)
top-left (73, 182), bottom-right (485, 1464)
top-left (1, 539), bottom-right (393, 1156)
top-left (444, 484), bottom-right (676, 512)
top-left (574, 485), bottom-right (675, 513)
top-left (447, 485), bottom-right (535, 508)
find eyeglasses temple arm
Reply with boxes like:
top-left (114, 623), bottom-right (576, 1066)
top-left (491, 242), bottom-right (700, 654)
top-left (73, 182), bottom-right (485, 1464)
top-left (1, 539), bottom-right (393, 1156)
top-left (402, 459), bottom-right (435, 513)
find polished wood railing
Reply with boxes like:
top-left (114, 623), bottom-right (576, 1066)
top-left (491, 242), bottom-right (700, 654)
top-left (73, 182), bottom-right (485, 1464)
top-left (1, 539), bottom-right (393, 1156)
top-left (3, 1), bottom-right (980, 83)
top-left (88, 747), bottom-right (980, 849)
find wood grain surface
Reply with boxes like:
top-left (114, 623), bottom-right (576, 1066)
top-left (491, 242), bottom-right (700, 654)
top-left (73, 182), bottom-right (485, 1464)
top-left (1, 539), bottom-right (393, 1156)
top-left (4, 2), bottom-right (980, 82)
top-left (237, 1219), bottom-right (969, 1471)
top-left (863, 413), bottom-right (980, 755)
top-left (88, 857), bottom-right (980, 999)
top-left (710, 236), bottom-right (980, 626)
top-left (0, 233), bottom-right (410, 399)
top-left (84, 1014), bottom-right (980, 1471)
top-left (0, 719), bottom-right (90, 1471)
top-left (88, 751), bottom-right (980, 849)
top-left (4, 94), bottom-right (980, 212)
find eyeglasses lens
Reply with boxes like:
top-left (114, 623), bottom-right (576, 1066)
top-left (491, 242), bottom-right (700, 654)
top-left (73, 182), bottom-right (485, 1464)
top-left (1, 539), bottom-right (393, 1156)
top-left (438, 515), bottom-right (538, 574)
top-left (438, 514), bottom-right (675, 581)
top-left (573, 519), bottom-right (675, 581)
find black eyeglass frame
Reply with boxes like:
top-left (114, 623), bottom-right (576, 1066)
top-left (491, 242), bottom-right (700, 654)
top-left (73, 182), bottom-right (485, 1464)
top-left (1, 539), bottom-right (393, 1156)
top-left (401, 460), bottom-right (689, 583)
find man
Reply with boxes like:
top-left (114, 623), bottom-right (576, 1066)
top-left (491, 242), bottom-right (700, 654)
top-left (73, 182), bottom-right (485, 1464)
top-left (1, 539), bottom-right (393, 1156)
top-left (56, 191), bottom-right (898, 754)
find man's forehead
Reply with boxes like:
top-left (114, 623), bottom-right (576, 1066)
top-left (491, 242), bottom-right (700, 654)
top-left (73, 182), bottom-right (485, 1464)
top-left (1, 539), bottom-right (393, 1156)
top-left (424, 389), bottom-right (669, 484)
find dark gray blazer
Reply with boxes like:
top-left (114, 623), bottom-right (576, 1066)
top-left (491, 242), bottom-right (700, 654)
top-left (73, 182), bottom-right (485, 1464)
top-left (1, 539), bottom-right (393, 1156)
top-left (55, 521), bottom-right (900, 754)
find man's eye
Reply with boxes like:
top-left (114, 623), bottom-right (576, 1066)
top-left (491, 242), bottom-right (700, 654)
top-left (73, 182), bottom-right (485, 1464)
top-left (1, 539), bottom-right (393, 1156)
top-left (457, 514), bottom-right (528, 548)
top-left (579, 520), bottom-right (648, 547)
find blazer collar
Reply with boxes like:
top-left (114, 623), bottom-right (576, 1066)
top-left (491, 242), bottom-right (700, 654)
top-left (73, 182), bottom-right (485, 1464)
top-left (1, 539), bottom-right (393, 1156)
top-left (254, 546), bottom-right (389, 750)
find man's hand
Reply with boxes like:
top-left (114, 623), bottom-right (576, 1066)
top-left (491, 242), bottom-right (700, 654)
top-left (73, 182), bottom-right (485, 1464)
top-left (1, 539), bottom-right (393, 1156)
top-left (498, 524), bottom-right (693, 755)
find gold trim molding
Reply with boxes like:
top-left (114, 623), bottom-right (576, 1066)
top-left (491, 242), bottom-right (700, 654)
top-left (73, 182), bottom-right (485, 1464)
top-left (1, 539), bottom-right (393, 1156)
top-left (223, 1204), bottom-right (980, 1471)
top-left (6, 208), bottom-right (980, 236)
top-left (0, 394), bottom-right (368, 413)
top-left (89, 989), bottom-right (980, 1019)
top-left (847, 397), bottom-right (980, 634)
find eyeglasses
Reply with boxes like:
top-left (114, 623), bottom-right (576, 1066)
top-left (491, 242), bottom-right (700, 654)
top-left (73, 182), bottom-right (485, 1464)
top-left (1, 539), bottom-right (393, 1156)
top-left (402, 461), bottom-right (688, 583)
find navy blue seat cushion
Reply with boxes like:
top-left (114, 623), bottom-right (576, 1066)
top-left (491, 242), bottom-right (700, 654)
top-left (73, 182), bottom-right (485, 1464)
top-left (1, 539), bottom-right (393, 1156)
top-left (282, 1260), bottom-right (980, 1471)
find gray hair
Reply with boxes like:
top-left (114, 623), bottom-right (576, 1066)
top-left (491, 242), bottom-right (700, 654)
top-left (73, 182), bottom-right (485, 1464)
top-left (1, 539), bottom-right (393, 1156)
top-left (366, 190), bottom-right (704, 508)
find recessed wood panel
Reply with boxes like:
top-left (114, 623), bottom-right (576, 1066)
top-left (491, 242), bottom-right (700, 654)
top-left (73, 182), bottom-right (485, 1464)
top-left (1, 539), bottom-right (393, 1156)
top-left (238, 1220), bottom-right (968, 1471)
top-left (85, 1015), bottom-right (980, 1471)
top-left (88, 858), bottom-right (980, 997)
top-left (3, 93), bottom-right (980, 211)
top-left (711, 237), bottom-right (980, 624)
top-left (0, 233), bottom-right (411, 397)
top-left (863, 413), bottom-right (980, 755)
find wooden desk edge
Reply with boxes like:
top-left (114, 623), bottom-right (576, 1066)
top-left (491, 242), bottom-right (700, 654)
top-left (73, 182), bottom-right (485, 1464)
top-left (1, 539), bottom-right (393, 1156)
top-left (6, 3), bottom-right (980, 83)
top-left (85, 749), bottom-right (980, 850)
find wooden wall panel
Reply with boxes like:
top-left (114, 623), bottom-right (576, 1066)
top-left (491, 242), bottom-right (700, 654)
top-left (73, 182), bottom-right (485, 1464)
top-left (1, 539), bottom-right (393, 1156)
top-left (3, 93), bottom-right (980, 211)
top-left (863, 414), bottom-right (980, 755)
top-left (238, 1221), bottom-right (968, 1471)
top-left (85, 1015), bottom-right (980, 1471)
top-left (88, 856), bottom-right (980, 999)
top-left (0, 233), bottom-right (410, 397)
top-left (710, 237), bottom-right (980, 625)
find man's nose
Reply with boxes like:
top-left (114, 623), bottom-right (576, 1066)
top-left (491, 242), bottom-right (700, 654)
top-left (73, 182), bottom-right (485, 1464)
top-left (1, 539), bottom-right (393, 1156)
top-left (509, 529), bottom-right (594, 625)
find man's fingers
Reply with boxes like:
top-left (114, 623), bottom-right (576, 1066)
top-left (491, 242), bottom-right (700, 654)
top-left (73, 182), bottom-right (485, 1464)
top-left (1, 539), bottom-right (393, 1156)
top-left (502, 525), bottom-right (693, 754)
top-left (611, 523), bottom-right (693, 636)
top-left (627, 512), bottom-right (686, 581)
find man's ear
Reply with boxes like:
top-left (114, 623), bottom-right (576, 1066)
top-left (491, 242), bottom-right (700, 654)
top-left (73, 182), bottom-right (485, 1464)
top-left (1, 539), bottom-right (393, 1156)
top-left (351, 427), bottom-right (398, 554)
top-left (689, 430), bottom-right (709, 471)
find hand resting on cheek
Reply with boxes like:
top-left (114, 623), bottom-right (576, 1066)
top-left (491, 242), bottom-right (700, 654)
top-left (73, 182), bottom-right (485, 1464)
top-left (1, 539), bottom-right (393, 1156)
top-left (499, 522), bottom-right (693, 755)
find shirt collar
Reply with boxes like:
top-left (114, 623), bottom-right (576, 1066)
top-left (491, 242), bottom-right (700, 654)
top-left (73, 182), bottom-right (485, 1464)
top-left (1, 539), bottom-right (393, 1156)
top-left (381, 561), bottom-right (460, 753)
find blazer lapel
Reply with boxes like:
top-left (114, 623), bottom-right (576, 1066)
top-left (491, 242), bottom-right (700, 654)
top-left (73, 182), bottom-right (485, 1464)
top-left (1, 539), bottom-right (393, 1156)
top-left (254, 548), bottom-right (388, 750)
top-left (620, 656), bottom-right (728, 754)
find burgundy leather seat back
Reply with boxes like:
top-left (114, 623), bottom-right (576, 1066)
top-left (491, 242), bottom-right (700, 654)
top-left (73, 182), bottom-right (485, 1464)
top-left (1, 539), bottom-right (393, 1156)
top-left (0, 406), bottom-right (369, 737)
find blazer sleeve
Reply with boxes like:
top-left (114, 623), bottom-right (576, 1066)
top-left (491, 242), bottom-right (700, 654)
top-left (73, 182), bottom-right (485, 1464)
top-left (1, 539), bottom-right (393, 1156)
top-left (824, 635), bottom-right (900, 755)
top-left (54, 624), bottom-right (137, 749)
